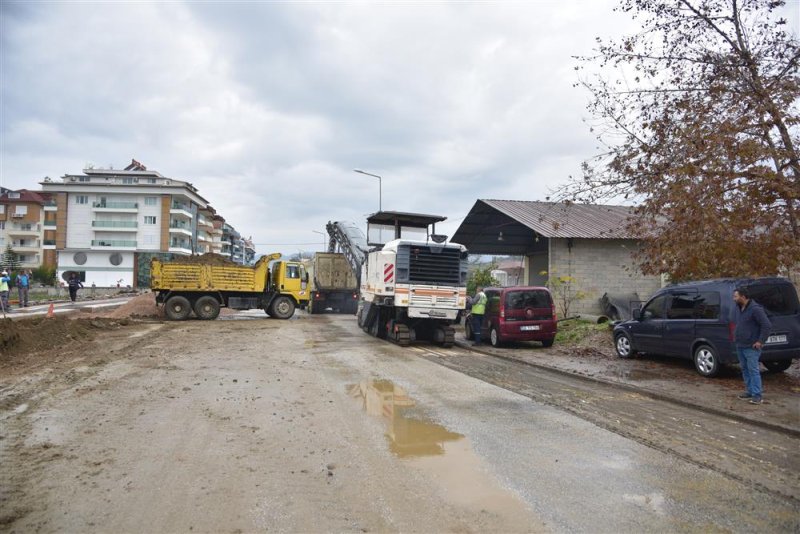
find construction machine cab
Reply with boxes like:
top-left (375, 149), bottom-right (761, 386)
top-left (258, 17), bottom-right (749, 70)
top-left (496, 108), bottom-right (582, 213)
top-left (366, 211), bottom-right (449, 248)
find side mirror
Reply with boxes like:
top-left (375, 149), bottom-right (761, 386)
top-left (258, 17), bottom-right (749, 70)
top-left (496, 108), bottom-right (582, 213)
top-left (632, 306), bottom-right (642, 320)
top-left (304, 272), bottom-right (309, 283)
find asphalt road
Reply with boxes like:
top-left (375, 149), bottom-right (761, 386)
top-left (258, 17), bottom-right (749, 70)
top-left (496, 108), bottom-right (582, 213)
top-left (2, 312), bottom-right (798, 532)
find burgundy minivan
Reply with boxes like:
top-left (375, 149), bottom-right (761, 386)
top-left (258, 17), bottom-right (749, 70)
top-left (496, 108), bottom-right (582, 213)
top-left (465, 286), bottom-right (557, 347)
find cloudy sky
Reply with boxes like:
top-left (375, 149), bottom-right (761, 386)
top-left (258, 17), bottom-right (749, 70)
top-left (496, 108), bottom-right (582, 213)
top-left (1, 1), bottom-right (797, 257)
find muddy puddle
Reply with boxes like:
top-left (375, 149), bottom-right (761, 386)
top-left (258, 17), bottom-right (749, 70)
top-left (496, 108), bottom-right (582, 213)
top-left (347, 379), bottom-right (535, 522)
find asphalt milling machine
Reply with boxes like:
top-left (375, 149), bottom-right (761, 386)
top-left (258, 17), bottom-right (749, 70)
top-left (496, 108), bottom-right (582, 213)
top-left (328, 212), bottom-right (469, 347)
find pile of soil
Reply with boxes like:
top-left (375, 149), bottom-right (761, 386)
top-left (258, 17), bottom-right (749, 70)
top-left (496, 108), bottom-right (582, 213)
top-left (103, 292), bottom-right (163, 319)
top-left (164, 253), bottom-right (237, 266)
top-left (0, 317), bottom-right (128, 363)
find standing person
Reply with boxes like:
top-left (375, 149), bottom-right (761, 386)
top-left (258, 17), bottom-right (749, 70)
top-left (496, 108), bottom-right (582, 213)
top-left (67, 273), bottom-right (83, 303)
top-left (470, 286), bottom-right (487, 346)
top-left (732, 286), bottom-right (772, 405)
top-left (0, 271), bottom-right (10, 312)
top-left (16, 270), bottom-right (30, 308)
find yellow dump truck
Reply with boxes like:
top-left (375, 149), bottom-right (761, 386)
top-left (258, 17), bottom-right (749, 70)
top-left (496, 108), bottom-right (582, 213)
top-left (150, 253), bottom-right (310, 320)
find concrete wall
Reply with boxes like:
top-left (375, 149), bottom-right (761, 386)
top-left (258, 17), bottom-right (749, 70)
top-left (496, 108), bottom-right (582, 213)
top-left (57, 250), bottom-right (135, 287)
top-left (548, 238), bottom-right (662, 315)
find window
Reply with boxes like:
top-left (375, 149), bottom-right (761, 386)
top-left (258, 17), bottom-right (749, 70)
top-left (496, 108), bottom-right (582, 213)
top-left (78, 176), bottom-right (90, 182)
top-left (144, 197), bottom-right (157, 206)
top-left (642, 295), bottom-right (667, 320)
top-left (147, 178), bottom-right (157, 184)
top-left (694, 292), bottom-right (721, 319)
top-left (747, 283), bottom-right (800, 316)
top-left (486, 290), bottom-right (501, 314)
top-left (286, 265), bottom-right (300, 279)
top-left (122, 177), bottom-right (135, 185)
top-left (75, 195), bottom-right (88, 204)
top-left (9, 192), bottom-right (20, 199)
top-left (667, 293), bottom-right (697, 319)
top-left (0, 221), bottom-right (4, 229)
top-left (144, 216), bottom-right (157, 225)
top-left (0, 205), bottom-right (4, 214)
top-left (505, 290), bottom-right (551, 309)
top-left (15, 205), bottom-right (28, 216)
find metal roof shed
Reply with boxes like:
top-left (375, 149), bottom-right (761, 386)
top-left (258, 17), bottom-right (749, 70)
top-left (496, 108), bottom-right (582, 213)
top-left (452, 199), bottom-right (635, 255)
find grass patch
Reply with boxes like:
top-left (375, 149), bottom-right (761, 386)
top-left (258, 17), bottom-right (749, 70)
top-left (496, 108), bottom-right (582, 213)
top-left (555, 319), bottom-right (612, 345)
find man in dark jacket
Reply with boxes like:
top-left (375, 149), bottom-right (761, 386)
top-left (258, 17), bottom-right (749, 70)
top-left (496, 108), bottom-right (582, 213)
top-left (732, 287), bottom-right (772, 405)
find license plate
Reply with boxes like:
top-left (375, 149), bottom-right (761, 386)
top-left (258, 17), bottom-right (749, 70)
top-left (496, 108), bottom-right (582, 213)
top-left (766, 334), bottom-right (787, 344)
top-left (520, 325), bottom-right (540, 331)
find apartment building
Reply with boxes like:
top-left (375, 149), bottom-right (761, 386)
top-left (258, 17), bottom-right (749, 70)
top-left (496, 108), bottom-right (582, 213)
top-left (0, 189), bottom-right (56, 270)
top-left (40, 160), bottom-right (247, 286)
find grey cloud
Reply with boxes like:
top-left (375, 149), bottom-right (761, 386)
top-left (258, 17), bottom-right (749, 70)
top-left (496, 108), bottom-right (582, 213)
top-left (1, 0), bottom-right (681, 258)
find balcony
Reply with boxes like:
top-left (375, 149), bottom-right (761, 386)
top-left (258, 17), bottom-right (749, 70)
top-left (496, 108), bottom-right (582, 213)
top-left (197, 216), bottom-right (213, 229)
top-left (43, 239), bottom-right (56, 249)
top-left (44, 200), bottom-right (57, 211)
top-left (170, 202), bottom-right (193, 219)
top-left (92, 220), bottom-right (138, 231)
top-left (169, 241), bottom-right (193, 255)
top-left (93, 201), bottom-right (138, 212)
top-left (169, 222), bottom-right (192, 237)
top-left (8, 224), bottom-right (40, 236)
top-left (11, 242), bottom-right (40, 251)
top-left (197, 232), bottom-right (211, 243)
top-left (91, 239), bottom-right (137, 249)
top-left (44, 220), bottom-right (57, 227)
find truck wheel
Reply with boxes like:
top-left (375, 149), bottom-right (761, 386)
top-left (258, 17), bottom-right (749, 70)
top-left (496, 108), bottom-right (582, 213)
top-left (194, 296), bottom-right (220, 320)
top-left (271, 296), bottom-right (295, 319)
top-left (165, 295), bottom-right (192, 321)
top-left (308, 298), bottom-right (317, 315)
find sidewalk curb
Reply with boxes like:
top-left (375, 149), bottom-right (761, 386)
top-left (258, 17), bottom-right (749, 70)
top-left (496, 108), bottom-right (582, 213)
top-left (455, 340), bottom-right (800, 438)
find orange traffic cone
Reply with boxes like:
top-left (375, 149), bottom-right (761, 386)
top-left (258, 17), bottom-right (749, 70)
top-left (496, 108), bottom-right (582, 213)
top-left (46, 303), bottom-right (55, 318)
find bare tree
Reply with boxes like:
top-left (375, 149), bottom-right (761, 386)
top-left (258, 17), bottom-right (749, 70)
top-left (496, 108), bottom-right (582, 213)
top-left (560, 0), bottom-right (799, 280)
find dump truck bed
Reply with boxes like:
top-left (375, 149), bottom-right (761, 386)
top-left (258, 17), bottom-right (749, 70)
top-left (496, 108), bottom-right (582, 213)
top-left (151, 253), bottom-right (278, 293)
top-left (312, 253), bottom-right (358, 290)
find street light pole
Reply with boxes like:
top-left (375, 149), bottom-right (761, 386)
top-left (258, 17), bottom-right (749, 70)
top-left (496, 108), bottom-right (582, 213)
top-left (312, 230), bottom-right (326, 252)
top-left (353, 169), bottom-right (382, 212)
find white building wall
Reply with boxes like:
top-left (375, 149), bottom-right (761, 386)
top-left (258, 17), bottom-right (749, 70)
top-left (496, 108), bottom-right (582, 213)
top-left (65, 194), bottom-right (93, 248)
top-left (57, 250), bottom-right (135, 287)
top-left (138, 194), bottom-right (162, 250)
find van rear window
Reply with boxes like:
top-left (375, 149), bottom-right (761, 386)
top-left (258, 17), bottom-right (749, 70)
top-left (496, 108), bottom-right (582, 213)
top-left (746, 283), bottom-right (800, 316)
top-left (505, 290), bottom-right (551, 309)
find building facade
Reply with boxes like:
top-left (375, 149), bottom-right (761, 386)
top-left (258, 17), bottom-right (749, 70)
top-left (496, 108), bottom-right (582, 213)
top-left (0, 189), bottom-right (57, 270)
top-left (453, 200), bottom-right (664, 315)
top-left (40, 160), bottom-right (248, 286)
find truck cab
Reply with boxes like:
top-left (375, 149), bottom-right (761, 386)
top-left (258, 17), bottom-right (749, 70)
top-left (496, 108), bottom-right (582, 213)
top-left (269, 260), bottom-right (310, 311)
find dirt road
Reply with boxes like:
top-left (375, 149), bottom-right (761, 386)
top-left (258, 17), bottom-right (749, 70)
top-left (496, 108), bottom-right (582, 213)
top-left (2, 313), bottom-right (798, 532)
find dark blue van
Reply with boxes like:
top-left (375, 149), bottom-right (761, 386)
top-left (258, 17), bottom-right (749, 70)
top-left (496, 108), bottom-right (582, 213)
top-left (612, 278), bottom-right (800, 377)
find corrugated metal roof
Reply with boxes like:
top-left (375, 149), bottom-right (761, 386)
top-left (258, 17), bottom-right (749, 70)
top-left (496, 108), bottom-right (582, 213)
top-left (480, 199), bottom-right (636, 239)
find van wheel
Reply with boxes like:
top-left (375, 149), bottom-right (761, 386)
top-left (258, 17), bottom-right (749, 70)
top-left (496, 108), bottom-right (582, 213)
top-left (271, 296), bottom-right (295, 319)
top-left (763, 360), bottom-right (792, 373)
top-left (165, 295), bottom-right (191, 321)
top-left (541, 338), bottom-right (554, 348)
top-left (490, 327), bottom-right (501, 347)
top-left (194, 296), bottom-right (220, 320)
top-left (615, 332), bottom-right (636, 358)
top-left (694, 344), bottom-right (720, 377)
top-left (465, 321), bottom-right (474, 341)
